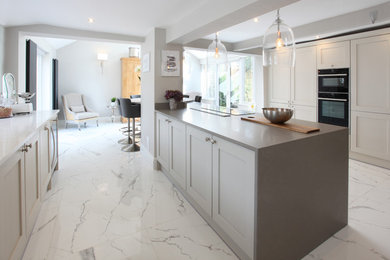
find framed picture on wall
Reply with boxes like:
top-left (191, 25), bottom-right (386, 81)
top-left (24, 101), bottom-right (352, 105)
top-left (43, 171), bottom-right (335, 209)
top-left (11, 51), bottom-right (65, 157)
top-left (142, 53), bottom-right (150, 72)
top-left (161, 50), bottom-right (180, 76)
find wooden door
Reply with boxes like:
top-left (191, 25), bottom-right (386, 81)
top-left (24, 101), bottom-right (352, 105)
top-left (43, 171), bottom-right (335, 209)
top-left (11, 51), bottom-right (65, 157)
top-left (186, 126), bottom-right (213, 216)
top-left (121, 57), bottom-right (141, 98)
top-left (212, 136), bottom-right (255, 259)
top-left (0, 149), bottom-right (27, 260)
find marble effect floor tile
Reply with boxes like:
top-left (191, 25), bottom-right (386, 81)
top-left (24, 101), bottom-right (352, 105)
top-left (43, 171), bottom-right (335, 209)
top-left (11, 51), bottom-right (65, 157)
top-left (22, 123), bottom-right (390, 260)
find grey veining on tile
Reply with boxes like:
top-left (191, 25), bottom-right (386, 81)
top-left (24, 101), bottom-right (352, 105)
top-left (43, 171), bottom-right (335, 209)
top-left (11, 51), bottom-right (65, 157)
top-left (21, 122), bottom-right (390, 260)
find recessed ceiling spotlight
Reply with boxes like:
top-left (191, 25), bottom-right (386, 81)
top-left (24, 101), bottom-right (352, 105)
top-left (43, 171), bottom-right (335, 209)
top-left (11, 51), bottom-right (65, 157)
top-left (253, 17), bottom-right (259, 23)
top-left (88, 18), bottom-right (94, 24)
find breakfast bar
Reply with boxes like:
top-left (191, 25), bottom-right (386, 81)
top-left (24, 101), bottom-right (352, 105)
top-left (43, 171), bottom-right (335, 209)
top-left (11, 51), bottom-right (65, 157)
top-left (155, 105), bottom-right (348, 260)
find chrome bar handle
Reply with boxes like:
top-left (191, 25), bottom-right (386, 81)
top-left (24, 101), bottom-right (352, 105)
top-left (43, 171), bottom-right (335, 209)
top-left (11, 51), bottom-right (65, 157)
top-left (318, 97), bottom-right (348, 102)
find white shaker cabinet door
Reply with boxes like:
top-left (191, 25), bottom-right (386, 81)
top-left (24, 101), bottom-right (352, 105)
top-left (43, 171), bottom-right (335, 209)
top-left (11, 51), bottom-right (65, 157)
top-left (212, 136), bottom-right (255, 259)
top-left (169, 119), bottom-right (186, 190)
top-left (267, 50), bottom-right (292, 104)
top-left (0, 149), bottom-right (27, 260)
top-left (156, 113), bottom-right (170, 170)
top-left (24, 132), bottom-right (41, 237)
top-left (292, 46), bottom-right (317, 107)
top-left (186, 126), bottom-right (213, 216)
top-left (40, 124), bottom-right (51, 198)
top-left (351, 111), bottom-right (390, 161)
top-left (317, 41), bottom-right (350, 69)
top-left (351, 35), bottom-right (390, 114)
top-left (294, 104), bottom-right (317, 122)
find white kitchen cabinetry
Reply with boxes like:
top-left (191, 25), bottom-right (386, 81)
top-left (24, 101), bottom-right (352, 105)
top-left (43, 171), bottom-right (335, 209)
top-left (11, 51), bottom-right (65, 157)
top-left (351, 111), bottom-right (390, 161)
top-left (156, 113), bottom-right (170, 170)
top-left (0, 150), bottom-right (27, 260)
top-left (186, 126), bottom-right (213, 216)
top-left (266, 46), bottom-right (317, 122)
top-left (40, 123), bottom-right (51, 197)
top-left (266, 50), bottom-right (291, 104)
top-left (293, 46), bottom-right (317, 107)
top-left (351, 35), bottom-right (390, 114)
top-left (317, 41), bottom-right (350, 69)
top-left (24, 132), bottom-right (41, 236)
top-left (212, 136), bottom-right (255, 258)
top-left (156, 113), bottom-right (186, 190)
top-left (169, 119), bottom-right (186, 189)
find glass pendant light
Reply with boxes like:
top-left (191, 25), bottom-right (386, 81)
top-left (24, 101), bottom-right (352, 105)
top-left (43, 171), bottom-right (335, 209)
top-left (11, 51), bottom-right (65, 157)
top-left (263, 9), bottom-right (295, 67)
top-left (207, 33), bottom-right (229, 109)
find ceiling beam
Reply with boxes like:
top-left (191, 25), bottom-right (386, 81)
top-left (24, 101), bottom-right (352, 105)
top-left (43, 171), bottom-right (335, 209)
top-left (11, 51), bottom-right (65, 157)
top-left (166, 0), bottom-right (298, 44)
top-left (232, 1), bottom-right (390, 51)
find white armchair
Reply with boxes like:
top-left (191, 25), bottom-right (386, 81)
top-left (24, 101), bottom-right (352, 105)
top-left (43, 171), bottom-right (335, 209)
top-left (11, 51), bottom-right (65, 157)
top-left (62, 93), bottom-right (99, 130)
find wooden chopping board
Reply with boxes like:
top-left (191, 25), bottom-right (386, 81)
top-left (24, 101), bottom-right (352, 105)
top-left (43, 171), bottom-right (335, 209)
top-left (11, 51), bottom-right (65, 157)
top-left (241, 115), bottom-right (320, 134)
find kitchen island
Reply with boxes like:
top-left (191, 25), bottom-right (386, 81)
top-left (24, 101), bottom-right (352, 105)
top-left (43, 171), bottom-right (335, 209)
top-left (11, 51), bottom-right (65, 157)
top-left (155, 106), bottom-right (348, 260)
top-left (0, 111), bottom-right (59, 260)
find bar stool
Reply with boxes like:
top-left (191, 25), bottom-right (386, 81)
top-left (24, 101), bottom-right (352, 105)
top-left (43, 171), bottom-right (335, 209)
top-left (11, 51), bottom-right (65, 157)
top-left (117, 98), bottom-right (132, 144)
top-left (120, 98), bottom-right (141, 152)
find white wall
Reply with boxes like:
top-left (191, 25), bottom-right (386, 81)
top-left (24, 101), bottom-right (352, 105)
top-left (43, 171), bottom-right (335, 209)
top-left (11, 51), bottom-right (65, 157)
top-left (141, 28), bottom-right (183, 157)
top-left (57, 40), bottom-right (133, 118)
top-left (3, 24), bottom-right (143, 101)
top-left (183, 52), bottom-right (201, 94)
top-left (0, 25), bottom-right (4, 77)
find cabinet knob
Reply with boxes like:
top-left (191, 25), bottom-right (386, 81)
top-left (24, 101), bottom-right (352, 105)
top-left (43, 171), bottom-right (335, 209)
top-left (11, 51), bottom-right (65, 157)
top-left (26, 143), bottom-right (32, 149)
top-left (21, 146), bottom-right (28, 152)
top-left (205, 137), bottom-right (211, 142)
top-left (210, 138), bottom-right (217, 144)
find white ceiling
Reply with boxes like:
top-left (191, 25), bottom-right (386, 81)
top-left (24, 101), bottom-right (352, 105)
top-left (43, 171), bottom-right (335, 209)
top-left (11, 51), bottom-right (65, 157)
top-left (43, 38), bottom-right (76, 50)
top-left (205, 0), bottom-right (390, 43)
top-left (0, 0), bottom-right (209, 36)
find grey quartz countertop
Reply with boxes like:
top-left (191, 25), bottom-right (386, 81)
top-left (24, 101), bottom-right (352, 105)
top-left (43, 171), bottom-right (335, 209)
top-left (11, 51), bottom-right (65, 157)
top-left (156, 105), bottom-right (346, 151)
top-left (0, 110), bottom-right (59, 165)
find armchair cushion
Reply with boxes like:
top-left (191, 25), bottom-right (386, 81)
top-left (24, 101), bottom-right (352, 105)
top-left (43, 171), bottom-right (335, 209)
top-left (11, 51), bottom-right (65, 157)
top-left (74, 112), bottom-right (99, 120)
top-left (70, 105), bottom-right (85, 113)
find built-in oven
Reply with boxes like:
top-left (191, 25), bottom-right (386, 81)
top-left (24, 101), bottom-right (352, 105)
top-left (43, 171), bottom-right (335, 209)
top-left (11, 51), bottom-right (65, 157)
top-left (318, 68), bottom-right (349, 127)
top-left (318, 68), bottom-right (349, 93)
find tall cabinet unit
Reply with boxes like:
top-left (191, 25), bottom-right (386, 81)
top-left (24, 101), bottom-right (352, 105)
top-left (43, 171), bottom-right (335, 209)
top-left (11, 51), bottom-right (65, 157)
top-left (266, 46), bottom-right (317, 122)
top-left (350, 35), bottom-right (390, 167)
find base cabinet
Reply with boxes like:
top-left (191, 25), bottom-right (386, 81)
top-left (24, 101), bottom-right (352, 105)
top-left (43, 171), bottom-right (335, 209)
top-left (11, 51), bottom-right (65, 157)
top-left (156, 113), bottom-right (186, 190)
top-left (24, 133), bottom-right (42, 238)
top-left (186, 126), bottom-right (213, 216)
top-left (351, 111), bottom-right (390, 161)
top-left (212, 136), bottom-right (255, 258)
top-left (0, 150), bottom-right (27, 260)
top-left (40, 124), bottom-right (51, 198)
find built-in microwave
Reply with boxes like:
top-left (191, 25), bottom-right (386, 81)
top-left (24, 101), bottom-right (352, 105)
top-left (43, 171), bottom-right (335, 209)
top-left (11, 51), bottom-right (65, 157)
top-left (318, 68), bottom-right (349, 93)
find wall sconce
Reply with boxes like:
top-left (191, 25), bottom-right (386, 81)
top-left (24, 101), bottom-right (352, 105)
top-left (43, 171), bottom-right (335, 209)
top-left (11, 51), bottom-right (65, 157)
top-left (97, 53), bottom-right (108, 73)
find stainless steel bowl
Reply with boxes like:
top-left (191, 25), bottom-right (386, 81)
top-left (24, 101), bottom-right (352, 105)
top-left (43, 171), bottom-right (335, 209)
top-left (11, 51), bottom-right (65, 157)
top-left (262, 107), bottom-right (293, 124)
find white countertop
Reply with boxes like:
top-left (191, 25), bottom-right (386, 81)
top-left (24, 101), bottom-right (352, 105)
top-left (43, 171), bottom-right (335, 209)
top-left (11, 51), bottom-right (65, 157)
top-left (0, 110), bottom-right (59, 165)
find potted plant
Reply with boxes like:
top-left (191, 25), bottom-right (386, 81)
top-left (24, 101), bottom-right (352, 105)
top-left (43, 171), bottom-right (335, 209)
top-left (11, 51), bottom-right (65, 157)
top-left (111, 97), bottom-right (117, 107)
top-left (164, 90), bottom-right (183, 110)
